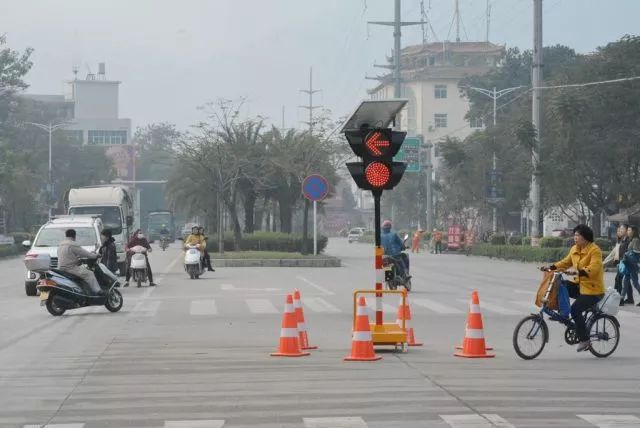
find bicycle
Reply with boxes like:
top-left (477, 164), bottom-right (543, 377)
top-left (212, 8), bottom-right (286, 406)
top-left (513, 271), bottom-right (621, 360)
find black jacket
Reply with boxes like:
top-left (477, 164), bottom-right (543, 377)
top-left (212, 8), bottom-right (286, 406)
top-left (618, 236), bottom-right (630, 263)
top-left (99, 237), bottom-right (118, 273)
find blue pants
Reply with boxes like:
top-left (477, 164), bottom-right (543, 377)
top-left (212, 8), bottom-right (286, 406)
top-left (623, 266), bottom-right (640, 300)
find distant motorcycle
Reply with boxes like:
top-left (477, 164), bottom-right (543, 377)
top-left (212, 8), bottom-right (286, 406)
top-left (184, 244), bottom-right (205, 280)
top-left (128, 245), bottom-right (150, 288)
top-left (24, 253), bottom-right (123, 317)
top-left (159, 235), bottom-right (170, 251)
top-left (382, 234), bottom-right (412, 292)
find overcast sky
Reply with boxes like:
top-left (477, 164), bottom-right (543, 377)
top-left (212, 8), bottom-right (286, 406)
top-left (2, 0), bottom-right (639, 131)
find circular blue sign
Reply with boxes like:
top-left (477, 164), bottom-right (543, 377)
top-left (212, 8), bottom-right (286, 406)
top-left (302, 175), bottom-right (329, 201)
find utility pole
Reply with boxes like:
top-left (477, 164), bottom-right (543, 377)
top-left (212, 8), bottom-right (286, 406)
top-left (299, 67), bottom-right (322, 136)
top-left (530, 0), bottom-right (543, 245)
top-left (281, 105), bottom-right (286, 132)
top-left (486, 0), bottom-right (491, 42)
top-left (424, 140), bottom-right (434, 231)
top-left (455, 0), bottom-right (461, 42)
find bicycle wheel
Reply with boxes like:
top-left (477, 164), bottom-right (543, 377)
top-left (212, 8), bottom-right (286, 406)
top-left (513, 315), bottom-right (547, 360)
top-left (588, 315), bottom-right (620, 358)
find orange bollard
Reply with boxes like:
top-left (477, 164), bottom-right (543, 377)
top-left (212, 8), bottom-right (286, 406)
top-left (293, 289), bottom-right (317, 350)
top-left (396, 295), bottom-right (423, 346)
top-left (345, 296), bottom-right (382, 361)
top-left (271, 294), bottom-right (310, 357)
top-left (454, 290), bottom-right (495, 359)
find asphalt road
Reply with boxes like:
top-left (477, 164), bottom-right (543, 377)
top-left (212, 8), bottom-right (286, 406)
top-left (1, 239), bottom-right (640, 428)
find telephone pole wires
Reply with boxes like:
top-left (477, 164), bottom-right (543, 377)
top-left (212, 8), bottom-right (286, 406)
top-left (299, 67), bottom-right (322, 136)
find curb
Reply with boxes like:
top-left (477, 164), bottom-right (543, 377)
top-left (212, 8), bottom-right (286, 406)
top-left (212, 257), bottom-right (341, 268)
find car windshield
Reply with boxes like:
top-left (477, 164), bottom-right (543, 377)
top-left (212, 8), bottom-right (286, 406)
top-left (349, 229), bottom-right (362, 234)
top-left (69, 206), bottom-right (122, 233)
top-left (35, 227), bottom-right (97, 247)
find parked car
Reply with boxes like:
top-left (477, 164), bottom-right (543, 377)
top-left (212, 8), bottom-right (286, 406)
top-left (22, 215), bottom-right (103, 296)
top-left (347, 227), bottom-right (366, 243)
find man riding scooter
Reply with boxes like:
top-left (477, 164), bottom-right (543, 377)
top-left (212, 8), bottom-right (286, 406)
top-left (381, 220), bottom-right (410, 283)
top-left (58, 229), bottom-right (104, 296)
top-left (124, 229), bottom-right (156, 287)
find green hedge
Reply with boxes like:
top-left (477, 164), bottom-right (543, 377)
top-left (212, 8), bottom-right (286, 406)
top-left (470, 244), bottom-right (567, 263)
top-left (205, 232), bottom-right (328, 254)
top-left (0, 244), bottom-right (24, 258)
top-left (9, 232), bottom-right (35, 244)
top-left (490, 234), bottom-right (507, 245)
top-left (595, 238), bottom-right (613, 252)
top-left (508, 236), bottom-right (522, 245)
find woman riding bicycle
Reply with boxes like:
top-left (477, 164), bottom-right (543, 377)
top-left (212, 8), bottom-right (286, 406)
top-left (542, 224), bottom-right (604, 353)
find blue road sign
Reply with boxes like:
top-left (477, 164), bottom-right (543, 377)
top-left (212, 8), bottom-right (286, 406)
top-left (302, 175), bottom-right (329, 201)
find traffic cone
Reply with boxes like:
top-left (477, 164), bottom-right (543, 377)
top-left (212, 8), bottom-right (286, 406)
top-left (396, 295), bottom-right (423, 346)
top-left (345, 296), bottom-right (381, 361)
top-left (454, 290), bottom-right (495, 358)
top-left (293, 289), bottom-right (317, 350)
top-left (455, 291), bottom-right (493, 351)
top-left (271, 294), bottom-right (310, 357)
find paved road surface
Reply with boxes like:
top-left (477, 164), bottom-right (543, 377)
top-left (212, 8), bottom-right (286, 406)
top-left (1, 239), bottom-right (640, 427)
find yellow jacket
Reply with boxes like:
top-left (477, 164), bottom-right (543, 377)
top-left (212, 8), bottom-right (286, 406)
top-left (183, 234), bottom-right (206, 253)
top-left (553, 242), bottom-right (605, 296)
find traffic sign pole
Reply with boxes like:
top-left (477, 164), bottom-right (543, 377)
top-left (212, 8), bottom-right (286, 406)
top-left (373, 190), bottom-right (383, 327)
top-left (313, 200), bottom-right (317, 256)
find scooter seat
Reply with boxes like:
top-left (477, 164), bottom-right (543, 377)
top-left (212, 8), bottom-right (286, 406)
top-left (51, 268), bottom-right (87, 284)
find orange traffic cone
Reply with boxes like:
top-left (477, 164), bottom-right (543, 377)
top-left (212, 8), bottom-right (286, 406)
top-left (454, 290), bottom-right (494, 358)
top-left (271, 294), bottom-right (310, 357)
top-left (396, 295), bottom-right (423, 347)
top-left (345, 296), bottom-right (381, 361)
top-left (456, 291), bottom-right (493, 351)
top-left (293, 289), bottom-right (317, 350)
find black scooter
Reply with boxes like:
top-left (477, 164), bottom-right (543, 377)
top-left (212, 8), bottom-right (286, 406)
top-left (34, 258), bottom-right (124, 316)
top-left (382, 234), bottom-right (412, 292)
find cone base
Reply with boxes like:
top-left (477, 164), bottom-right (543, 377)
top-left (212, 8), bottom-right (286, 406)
top-left (344, 355), bottom-right (382, 361)
top-left (454, 352), bottom-right (495, 358)
top-left (270, 351), bottom-right (311, 357)
top-left (301, 345), bottom-right (318, 350)
top-left (456, 344), bottom-right (493, 351)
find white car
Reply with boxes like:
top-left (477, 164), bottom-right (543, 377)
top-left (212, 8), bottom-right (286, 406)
top-left (22, 215), bottom-right (103, 296)
top-left (348, 227), bottom-right (366, 243)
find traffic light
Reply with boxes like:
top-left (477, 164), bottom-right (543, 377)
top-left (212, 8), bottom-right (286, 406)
top-left (345, 128), bottom-right (407, 191)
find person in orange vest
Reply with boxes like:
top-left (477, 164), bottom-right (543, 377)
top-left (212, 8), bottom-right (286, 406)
top-left (433, 228), bottom-right (443, 254)
top-left (411, 229), bottom-right (424, 253)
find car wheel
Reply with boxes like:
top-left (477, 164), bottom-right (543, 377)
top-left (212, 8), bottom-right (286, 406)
top-left (25, 281), bottom-right (38, 297)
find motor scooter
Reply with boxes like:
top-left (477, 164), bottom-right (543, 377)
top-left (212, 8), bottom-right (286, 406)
top-left (382, 234), bottom-right (412, 292)
top-left (24, 253), bottom-right (123, 317)
top-left (128, 245), bottom-right (150, 288)
top-left (184, 244), bottom-right (205, 279)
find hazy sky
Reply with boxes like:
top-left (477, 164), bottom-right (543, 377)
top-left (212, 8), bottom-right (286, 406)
top-left (2, 0), bottom-right (639, 131)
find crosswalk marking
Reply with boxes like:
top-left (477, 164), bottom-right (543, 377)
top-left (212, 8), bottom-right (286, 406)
top-left (411, 298), bottom-right (464, 314)
top-left (440, 414), bottom-right (494, 427)
top-left (482, 414), bottom-right (516, 427)
top-left (220, 283), bottom-right (234, 290)
top-left (303, 417), bottom-right (368, 428)
top-left (304, 297), bottom-right (341, 313)
top-left (457, 299), bottom-right (521, 315)
top-left (189, 299), bottom-right (217, 316)
top-left (164, 421), bottom-right (225, 428)
top-left (578, 414), bottom-right (640, 427)
top-left (246, 298), bottom-right (279, 314)
top-left (366, 302), bottom-right (397, 316)
top-left (130, 300), bottom-right (161, 317)
top-left (24, 424), bottom-right (85, 428)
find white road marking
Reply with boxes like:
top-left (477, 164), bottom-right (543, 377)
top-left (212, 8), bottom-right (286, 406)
top-left (189, 299), bottom-right (217, 316)
top-left (440, 414), bottom-right (493, 427)
top-left (366, 301), bottom-right (397, 316)
top-left (246, 298), bottom-right (279, 314)
top-left (220, 283), bottom-right (281, 292)
top-left (155, 253), bottom-right (182, 284)
top-left (24, 425), bottom-right (85, 428)
top-left (296, 275), bottom-right (335, 295)
top-left (578, 414), bottom-right (640, 427)
top-left (411, 298), bottom-right (464, 314)
top-left (511, 300), bottom-right (538, 310)
top-left (164, 421), bottom-right (225, 428)
top-left (514, 289), bottom-right (535, 295)
top-left (130, 300), bottom-right (161, 317)
top-left (457, 299), bottom-right (521, 315)
top-left (303, 417), bottom-right (368, 428)
top-left (221, 283), bottom-right (235, 290)
top-left (482, 414), bottom-right (516, 427)
top-left (304, 297), bottom-right (342, 313)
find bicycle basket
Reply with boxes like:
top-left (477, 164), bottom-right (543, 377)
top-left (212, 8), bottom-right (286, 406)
top-left (596, 287), bottom-right (621, 316)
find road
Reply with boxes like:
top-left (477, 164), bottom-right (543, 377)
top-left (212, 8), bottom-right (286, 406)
top-left (1, 239), bottom-right (640, 428)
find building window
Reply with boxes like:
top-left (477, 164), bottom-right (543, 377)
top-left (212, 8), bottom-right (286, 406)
top-left (65, 130), bottom-right (84, 144)
top-left (469, 117), bottom-right (484, 129)
top-left (428, 56), bottom-right (436, 66)
top-left (549, 211), bottom-right (563, 222)
top-left (434, 114), bottom-right (448, 128)
top-left (434, 85), bottom-right (447, 99)
top-left (88, 130), bottom-right (127, 145)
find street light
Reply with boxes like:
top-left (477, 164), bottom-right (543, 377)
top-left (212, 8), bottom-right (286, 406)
top-left (25, 121), bottom-right (74, 219)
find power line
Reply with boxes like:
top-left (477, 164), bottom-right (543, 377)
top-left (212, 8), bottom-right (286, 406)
top-left (535, 75), bottom-right (640, 90)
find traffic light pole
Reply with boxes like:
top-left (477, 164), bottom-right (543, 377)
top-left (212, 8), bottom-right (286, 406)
top-left (373, 190), bottom-right (383, 327)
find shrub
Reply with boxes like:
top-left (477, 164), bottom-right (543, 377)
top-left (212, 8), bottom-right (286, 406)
top-left (508, 235), bottom-right (522, 245)
top-left (594, 237), bottom-right (613, 252)
top-left (563, 237), bottom-right (575, 247)
top-left (0, 244), bottom-right (24, 258)
top-left (490, 234), bottom-right (507, 245)
top-left (522, 236), bottom-right (532, 246)
top-left (206, 232), bottom-right (329, 254)
top-left (9, 232), bottom-right (34, 244)
top-left (470, 244), bottom-right (566, 263)
top-left (539, 236), bottom-right (563, 248)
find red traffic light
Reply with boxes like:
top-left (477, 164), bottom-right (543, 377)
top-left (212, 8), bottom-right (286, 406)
top-left (365, 162), bottom-right (391, 188)
top-left (365, 130), bottom-right (390, 157)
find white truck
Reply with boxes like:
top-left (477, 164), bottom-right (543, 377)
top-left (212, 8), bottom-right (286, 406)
top-left (66, 186), bottom-right (134, 275)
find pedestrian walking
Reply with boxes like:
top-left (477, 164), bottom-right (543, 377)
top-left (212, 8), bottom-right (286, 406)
top-left (433, 229), bottom-right (443, 254)
top-left (604, 224), bottom-right (630, 305)
top-left (622, 225), bottom-right (640, 306)
top-left (411, 229), bottom-right (424, 253)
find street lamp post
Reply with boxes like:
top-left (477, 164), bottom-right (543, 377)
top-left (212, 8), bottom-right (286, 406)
top-left (467, 86), bottom-right (525, 233)
top-left (25, 121), bottom-right (73, 219)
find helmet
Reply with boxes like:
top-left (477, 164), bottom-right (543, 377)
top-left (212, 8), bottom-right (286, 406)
top-left (382, 220), bottom-right (392, 230)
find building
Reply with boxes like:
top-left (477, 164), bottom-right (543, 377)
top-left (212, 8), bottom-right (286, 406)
top-left (23, 63), bottom-right (133, 179)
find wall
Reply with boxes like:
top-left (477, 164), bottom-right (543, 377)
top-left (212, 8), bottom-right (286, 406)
top-left (73, 81), bottom-right (119, 119)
